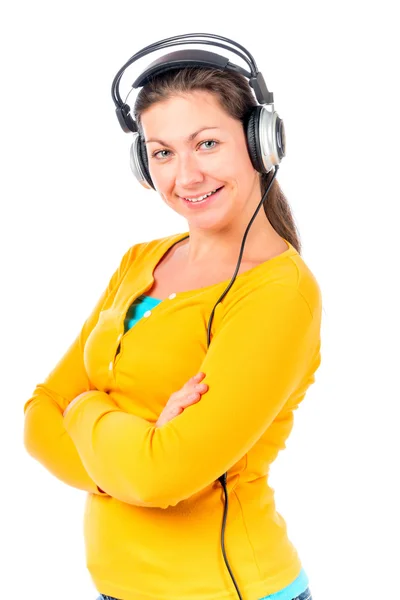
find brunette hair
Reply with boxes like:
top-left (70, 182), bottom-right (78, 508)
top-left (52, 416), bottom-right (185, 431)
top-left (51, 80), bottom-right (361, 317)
top-left (133, 66), bottom-right (302, 254)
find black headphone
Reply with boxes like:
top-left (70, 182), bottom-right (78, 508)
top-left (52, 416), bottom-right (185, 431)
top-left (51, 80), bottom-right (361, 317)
top-left (111, 33), bottom-right (286, 600)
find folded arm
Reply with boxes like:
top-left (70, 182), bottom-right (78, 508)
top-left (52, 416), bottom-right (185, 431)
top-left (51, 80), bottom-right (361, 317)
top-left (63, 283), bottom-right (322, 508)
top-left (23, 244), bottom-right (138, 494)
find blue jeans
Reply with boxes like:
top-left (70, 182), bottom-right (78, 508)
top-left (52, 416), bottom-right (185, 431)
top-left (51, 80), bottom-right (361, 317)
top-left (97, 587), bottom-right (312, 600)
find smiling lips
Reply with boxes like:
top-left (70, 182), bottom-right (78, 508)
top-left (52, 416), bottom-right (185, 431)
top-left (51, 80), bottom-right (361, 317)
top-left (181, 186), bottom-right (224, 203)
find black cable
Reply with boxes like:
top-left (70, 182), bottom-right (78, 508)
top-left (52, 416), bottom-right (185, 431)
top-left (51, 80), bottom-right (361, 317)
top-left (207, 164), bottom-right (279, 346)
top-left (213, 165), bottom-right (279, 599)
top-left (219, 473), bottom-right (244, 600)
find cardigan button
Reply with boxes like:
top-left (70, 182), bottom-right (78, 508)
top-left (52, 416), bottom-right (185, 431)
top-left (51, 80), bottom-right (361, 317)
top-left (143, 310), bottom-right (152, 317)
top-left (168, 292), bottom-right (177, 299)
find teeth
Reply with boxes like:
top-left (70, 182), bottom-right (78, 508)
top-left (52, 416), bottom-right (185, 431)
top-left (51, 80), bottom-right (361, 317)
top-left (185, 189), bottom-right (218, 202)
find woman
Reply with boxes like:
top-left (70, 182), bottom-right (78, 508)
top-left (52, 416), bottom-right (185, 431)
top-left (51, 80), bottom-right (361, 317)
top-left (24, 64), bottom-right (321, 600)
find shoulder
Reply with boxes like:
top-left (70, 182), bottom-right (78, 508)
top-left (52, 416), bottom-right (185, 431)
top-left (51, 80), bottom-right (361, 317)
top-left (130, 231), bottom-right (187, 260)
top-left (115, 231), bottom-right (186, 277)
top-left (217, 252), bottom-right (322, 325)
top-left (283, 252), bottom-right (322, 321)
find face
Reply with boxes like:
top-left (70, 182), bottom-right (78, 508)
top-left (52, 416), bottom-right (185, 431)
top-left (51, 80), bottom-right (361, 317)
top-left (140, 91), bottom-right (262, 232)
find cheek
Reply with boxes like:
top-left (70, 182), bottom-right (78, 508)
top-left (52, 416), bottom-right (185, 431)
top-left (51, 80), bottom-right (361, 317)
top-left (148, 167), bottom-right (173, 192)
top-left (215, 149), bottom-right (246, 178)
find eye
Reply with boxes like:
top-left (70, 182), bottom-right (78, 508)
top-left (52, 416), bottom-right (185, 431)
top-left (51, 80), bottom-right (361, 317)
top-left (151, 139), bottom-right (219, 160)
top-left (151, 149), bottom-right (171, 160)
top-left (199, 140), bottom-right (218, 150)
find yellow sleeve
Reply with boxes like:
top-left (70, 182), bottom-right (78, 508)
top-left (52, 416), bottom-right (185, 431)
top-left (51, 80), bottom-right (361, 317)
top-left (63, 283), bottom-right (322, 508)
top-left (23, 244), bottom-right (137, 495)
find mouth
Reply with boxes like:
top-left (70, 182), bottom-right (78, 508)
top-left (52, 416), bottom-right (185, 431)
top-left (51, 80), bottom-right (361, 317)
top-left (180, 186), bottom-right (224, 208)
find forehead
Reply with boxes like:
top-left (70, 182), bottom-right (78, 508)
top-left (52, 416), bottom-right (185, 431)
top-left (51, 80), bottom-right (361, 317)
top-left (141, 91), bottom-right (228, 134)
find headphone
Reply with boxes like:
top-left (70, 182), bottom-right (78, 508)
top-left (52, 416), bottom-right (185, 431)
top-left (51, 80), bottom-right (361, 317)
top-left (111, 33), bottom-right (286, 600)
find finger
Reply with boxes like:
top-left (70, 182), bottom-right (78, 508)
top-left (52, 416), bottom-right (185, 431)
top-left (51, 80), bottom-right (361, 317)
top-left (178, 391), bottom-right (201, 408)
top-left (182, 382), bottom-right (208, 403)
top-left (183, 373), bottom-right (204, 392)
top-left (192, 372), bottom-right (205, 382)
top-left (191, 382), bottom-right (208, 394)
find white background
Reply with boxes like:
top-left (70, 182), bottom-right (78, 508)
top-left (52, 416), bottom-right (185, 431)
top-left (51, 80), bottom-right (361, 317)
top-left (2, 2), bottom-right (399, 599)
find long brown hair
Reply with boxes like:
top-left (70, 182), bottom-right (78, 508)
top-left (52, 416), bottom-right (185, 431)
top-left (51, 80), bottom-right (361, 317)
top-left (133, 66), bottom-right (302, 254)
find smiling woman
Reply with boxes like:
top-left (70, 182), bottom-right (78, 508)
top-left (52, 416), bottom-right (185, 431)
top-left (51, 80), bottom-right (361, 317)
top-left (23, 35), bottom-right (322, 600)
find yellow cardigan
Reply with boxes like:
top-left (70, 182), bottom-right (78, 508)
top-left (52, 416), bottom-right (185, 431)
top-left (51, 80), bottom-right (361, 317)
top-left (23, 230), bottom-right (322, 600)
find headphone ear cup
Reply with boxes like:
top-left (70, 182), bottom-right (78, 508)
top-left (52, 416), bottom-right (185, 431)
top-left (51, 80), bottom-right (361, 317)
top-left (129, 133), bottom-right (155, 190)
top-left (137, 136), bottom-right (155, 190)
top-left (244, 106), bottom-right (265, 173)
top-left (245, 105), bottom-right (285, 174)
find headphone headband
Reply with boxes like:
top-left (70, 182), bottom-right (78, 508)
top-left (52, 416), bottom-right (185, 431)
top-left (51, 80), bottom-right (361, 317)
top-left (131, 49), bottom-right (250, 87)
top-left (111, 32), bottom-right (275, 134)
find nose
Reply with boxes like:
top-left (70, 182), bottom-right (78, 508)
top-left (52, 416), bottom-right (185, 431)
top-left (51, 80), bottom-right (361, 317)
top-left (175, 152), bottom-right (205, 189)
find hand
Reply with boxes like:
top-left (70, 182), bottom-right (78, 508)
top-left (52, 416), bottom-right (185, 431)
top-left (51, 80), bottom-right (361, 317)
top-left (155, 372), bottom-right (208, 428)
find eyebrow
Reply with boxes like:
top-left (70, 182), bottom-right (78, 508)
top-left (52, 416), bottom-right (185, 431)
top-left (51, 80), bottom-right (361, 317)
top-left (144, 126), bottom-right (220, 146)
